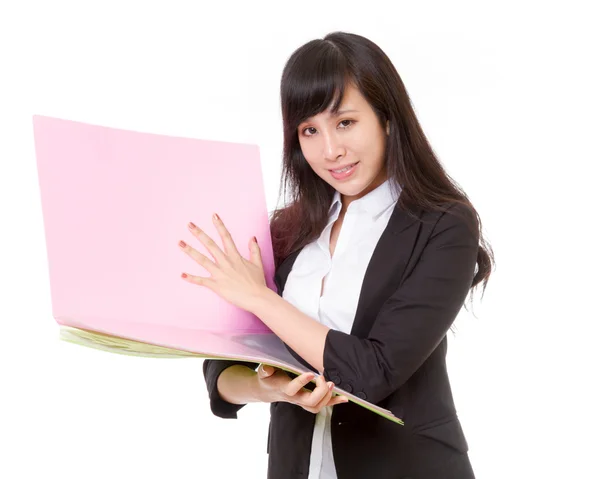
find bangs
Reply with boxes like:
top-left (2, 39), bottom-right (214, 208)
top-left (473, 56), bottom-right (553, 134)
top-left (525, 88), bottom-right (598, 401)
top-left (281, 40), bottom-right (352, 130)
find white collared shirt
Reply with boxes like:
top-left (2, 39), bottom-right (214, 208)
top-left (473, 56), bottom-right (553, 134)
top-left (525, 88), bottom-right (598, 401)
top-left (281, 178), bottom-right (402, 479)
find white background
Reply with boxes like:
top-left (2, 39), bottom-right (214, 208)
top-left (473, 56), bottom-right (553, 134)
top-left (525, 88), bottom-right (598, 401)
top-left (1, 1), bottom-right (598, 478)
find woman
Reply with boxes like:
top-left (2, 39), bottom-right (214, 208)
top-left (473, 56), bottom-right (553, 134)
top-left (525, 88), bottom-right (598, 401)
top-left (181, 32), bottom-right (494, 478)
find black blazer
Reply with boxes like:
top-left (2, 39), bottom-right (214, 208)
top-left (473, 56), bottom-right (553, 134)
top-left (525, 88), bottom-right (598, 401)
top-left (203, 200), bottom-right (479, 479)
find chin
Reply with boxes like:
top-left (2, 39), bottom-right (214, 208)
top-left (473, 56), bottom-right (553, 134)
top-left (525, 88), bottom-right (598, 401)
top-left (336, 173), bottom-right (385, 198)
top-left (334, 182), bottom-right (369, 197)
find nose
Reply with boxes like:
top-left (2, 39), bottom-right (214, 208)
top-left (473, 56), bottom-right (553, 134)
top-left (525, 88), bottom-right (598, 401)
top-left (322, 130), bottom-right (346, 163)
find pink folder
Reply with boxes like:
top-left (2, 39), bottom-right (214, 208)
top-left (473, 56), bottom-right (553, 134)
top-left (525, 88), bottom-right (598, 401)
top-left (32, 115), bottom-right (402, 424)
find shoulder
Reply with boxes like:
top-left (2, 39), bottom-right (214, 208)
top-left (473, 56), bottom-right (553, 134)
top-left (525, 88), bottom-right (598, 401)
top-left (436, 201), bottom-right (477, 226)
top-left (426, 201), bottom-right (480, 247)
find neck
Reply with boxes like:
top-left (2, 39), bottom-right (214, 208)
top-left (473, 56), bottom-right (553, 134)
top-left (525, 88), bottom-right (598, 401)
top-left (340, 174), bottom-right (388, 212)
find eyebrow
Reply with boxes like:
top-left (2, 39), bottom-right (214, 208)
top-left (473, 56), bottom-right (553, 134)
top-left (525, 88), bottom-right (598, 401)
top-left (299, 109), bottom-right (359, 126)
top-left (332, 109), bottom-right (359, 116)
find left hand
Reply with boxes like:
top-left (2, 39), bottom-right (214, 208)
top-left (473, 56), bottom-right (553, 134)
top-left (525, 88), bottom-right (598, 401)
top-left (178, 213), bottom-right (267, 311)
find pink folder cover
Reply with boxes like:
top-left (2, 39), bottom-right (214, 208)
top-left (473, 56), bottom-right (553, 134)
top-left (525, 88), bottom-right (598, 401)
top-left (33, 114), bottom-right (275, 334)
top-left (32, 115), bottom-right (401, 424)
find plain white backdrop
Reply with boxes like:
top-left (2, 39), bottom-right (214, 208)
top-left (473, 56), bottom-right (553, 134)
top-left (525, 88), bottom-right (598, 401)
top-left (1, 1), bottom-right (598, 478)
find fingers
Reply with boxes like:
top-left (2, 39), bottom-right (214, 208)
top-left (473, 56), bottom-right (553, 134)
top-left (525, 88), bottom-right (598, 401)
top-left (212, 213), bottom-right (241, 258)
top-left (283, 371), bottom-right (316, 397)
top-left (258, 364), bottom-right (275, 378)
top-left (185, 217), bottom-right (261, 273)
top-left (311, 381), bottom-right (336, 411)
top-left (279, 373), bottom-right (348, 413)
top-left (180, 272), bottom-right (217, 290)
top-left (179, 240), bottom-right (220, 276)
top-left (310, 375), bottom-right (332, 408)
top-left (327, 394), bottom-right (349, 407)
top-left (288, 374), bottom-right (331, 409)
top-left (248, 237), bottom-right (264, 271)
top-left (187, 222), bottom-right (228, 265)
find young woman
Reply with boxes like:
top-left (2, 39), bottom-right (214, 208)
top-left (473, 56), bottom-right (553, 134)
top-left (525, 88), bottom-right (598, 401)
top-left (180, 31), bottom-right (494, 479)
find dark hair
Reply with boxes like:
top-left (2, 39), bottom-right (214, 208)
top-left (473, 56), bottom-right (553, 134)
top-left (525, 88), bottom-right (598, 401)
top-left (270, 31), bottom-right (494, 302)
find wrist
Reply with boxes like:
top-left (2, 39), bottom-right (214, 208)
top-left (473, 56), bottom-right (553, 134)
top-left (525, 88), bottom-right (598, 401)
top-left (252, 372), bottom-right (282, 404)
top-left (249, 286), bottom-right (278, 317)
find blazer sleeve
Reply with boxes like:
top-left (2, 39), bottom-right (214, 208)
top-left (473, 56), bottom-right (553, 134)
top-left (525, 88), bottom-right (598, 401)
top-left (202, 359), bottom-right (259, 419)
top-left (201, 258), bottom-right (291, 419)
top-left (322, 203), bottom-right (479, 404)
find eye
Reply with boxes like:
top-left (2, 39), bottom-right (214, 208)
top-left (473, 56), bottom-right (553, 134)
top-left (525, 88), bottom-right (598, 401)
top-left (301, 120), bottom-right (355, 137)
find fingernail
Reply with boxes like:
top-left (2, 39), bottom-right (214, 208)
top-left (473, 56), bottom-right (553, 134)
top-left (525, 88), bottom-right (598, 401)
top-left (179, 240), bottom-right (186, 248)
top-left (253, 236), bottom-right (257, 243)
top-left (213, 213), bottom-right (220, 221)
top-left (328, 382), bottom-right (334, 390)
top-left (188, 222), bottom-right (196, 230)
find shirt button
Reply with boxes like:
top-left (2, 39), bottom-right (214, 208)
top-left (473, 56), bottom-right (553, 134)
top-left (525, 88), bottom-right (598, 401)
top-left (331, 376), bottom-right (341, 385)
top-left (356, 392), bottom-right (367, 400)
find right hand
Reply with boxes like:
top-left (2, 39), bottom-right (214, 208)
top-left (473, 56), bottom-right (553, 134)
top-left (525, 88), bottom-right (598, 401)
top-left (256, 364), bottom-right (348, 414)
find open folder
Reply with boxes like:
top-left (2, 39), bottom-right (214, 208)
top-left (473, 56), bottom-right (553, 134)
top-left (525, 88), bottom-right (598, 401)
top-left (32, 115), bottom-right (403, 425)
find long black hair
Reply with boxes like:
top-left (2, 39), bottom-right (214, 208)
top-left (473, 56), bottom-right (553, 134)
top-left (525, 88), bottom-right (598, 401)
top-left (270, 31), bottom-right (494, 300)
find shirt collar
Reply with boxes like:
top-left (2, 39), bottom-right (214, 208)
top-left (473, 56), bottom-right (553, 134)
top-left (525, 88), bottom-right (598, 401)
top-left (328, 177), bottom-right (401, 220)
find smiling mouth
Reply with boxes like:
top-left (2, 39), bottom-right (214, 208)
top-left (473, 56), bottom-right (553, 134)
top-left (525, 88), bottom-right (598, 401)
top-left (329, 162), bottom-right (358, 173)
top-left (329, 161), bottom-right (359, 180)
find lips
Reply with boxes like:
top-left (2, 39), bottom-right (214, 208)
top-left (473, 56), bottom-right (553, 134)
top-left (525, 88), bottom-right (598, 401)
top-left (329, 161), bottom-right (359, 180)
top-left (329, 162), bottom-right (358, 173)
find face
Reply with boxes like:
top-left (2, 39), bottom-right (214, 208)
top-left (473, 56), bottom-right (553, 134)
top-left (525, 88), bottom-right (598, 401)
top-left (297, 82), bottom-right (389, 211)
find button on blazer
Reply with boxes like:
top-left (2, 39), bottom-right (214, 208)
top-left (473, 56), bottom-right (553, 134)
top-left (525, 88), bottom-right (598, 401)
top-left (203, 200), bottom-right (479, 479)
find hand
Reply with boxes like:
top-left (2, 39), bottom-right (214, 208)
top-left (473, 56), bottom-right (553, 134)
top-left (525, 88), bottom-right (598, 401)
top-left (179, 213), bottom-right (267, 311)
top-left (256, 364), bottom-right (348, 414)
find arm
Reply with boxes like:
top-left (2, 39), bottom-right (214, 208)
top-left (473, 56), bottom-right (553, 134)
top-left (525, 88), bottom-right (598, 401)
top-left (203, 360), bottom-right (347, 419)
top-left (249, 291), bottom-right (331, 373)
top-left (202, 359), bottom-right (260, 419)
top-left (250, 204), bottom-right (479, 404)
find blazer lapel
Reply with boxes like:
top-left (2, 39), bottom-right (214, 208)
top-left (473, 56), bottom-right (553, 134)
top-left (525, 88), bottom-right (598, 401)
top-left (274, 200), bottom-right (423, 342)
top-left (349, 202), bottom-right (422, 338)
